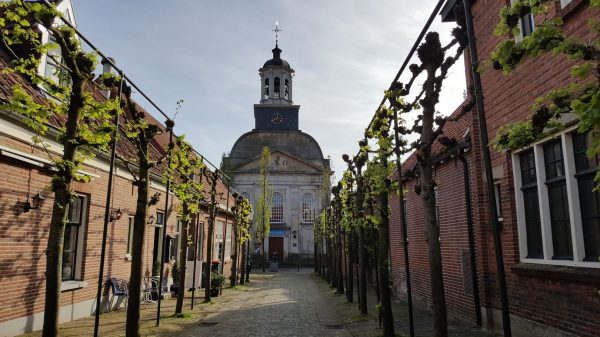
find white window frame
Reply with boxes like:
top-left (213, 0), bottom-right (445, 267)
top-left (271, 192), bottom-right (284, 223)
top-left (225, 222), bottom-right (233, 260)
top-left (214, 220), bottom-right (224, 261)
top-left (36, 0), bottom-right (77, 80)
top-left (61, 194), bottom-right (88, 291)
top-left (126, 215), bottom-right (134, 260)
top-left (512, 125), bottom-right (598, 268)
top-left (301, 193), bottom-right (315, 223)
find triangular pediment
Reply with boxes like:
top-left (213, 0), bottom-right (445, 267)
top-left (231, 150), bottom-right (323, 174)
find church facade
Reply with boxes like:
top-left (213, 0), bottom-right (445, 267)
top-left (222, 42), bottom-right (330, 262)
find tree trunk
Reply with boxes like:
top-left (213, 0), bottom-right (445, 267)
top-left (420, 62), bottom-right (448, 337)
top-left (239, 241), bottom-right (246, 285)
top-left (175, 207), bottom-right (190, 314)
top-left (231, 229), bottom-right (238, 287)
top-left (336, 228), bottom-right (344, 294)
top-left (346, 232), bottom-right (354, 302)
top-left (204, 173), bottom-right (218, 302)
top-left (358, 226), bottom-right (367, 314)
top-left (126, 161), bottom-right (150, 337)
top-left (378, 174), bottom-right (395, 337)
top-left (42, 77), bottom-right (85, 337)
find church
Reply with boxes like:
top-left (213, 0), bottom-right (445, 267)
top-left (222, 33), bottom-right (330, 263)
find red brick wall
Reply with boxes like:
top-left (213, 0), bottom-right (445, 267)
top-left (390, 2), bottom-right (600, 337)
top-left (471, 1), bottom-right (600, 336)
top-left (0, 132), bottom-right (182, 326)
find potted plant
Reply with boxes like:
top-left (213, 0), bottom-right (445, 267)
top-left (170, 262), bottom-right (180, 295)
top-left (210, 272), bottom-right (225, 297)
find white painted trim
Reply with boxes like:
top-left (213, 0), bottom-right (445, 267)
top-left (60, 280), bottom-right (87, 292)
top-left (562, 133), bottom-right (584, 262)
top-left (534, 145), bottom-right (554, 259)
top-left (513, 127), bottom-right (600, 268)
top-left (512, 152), bottom-right (529, 260)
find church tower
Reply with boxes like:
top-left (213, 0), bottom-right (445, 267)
top-left (254, 25), bottom-right (300, 131)
top-left (223, 24), bottom-right (330, 263)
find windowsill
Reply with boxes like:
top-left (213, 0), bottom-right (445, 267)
top-left (512, 262), bottom-right (600, 284)
top-left (61, 280), bottom-right (88, 292)
top-left (125, 254), bottom-right (132, 261)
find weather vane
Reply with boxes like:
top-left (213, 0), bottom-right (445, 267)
top-left (273, 21), bottom-right (282, 46)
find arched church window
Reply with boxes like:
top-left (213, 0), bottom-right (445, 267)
top-left (271, 192), bottom-right (284, 223)
top-left (274, 77), bottom-right (280, 99)
top-left (264, 79), bottom-right (269, 98)
top-left (284, 79), bottom-right (289, 99)
top-left (302, 193), bottom-right (314, 223)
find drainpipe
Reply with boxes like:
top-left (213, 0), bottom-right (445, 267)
top-left (462, 0), bottom-right (511, 335)
top-left (458, 150), bottom-right (482, 326)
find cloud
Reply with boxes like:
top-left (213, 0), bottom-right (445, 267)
top-left (74, 0), bottom-right (467, 176)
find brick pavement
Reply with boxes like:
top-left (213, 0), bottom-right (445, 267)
top-left (181, 270), bottom-right (351, 337)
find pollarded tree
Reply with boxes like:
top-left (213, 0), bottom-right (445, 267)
top-left (163, 134), bottom-right (205, 315)
top-left (254, 146), bottom-right (272, 272)
top-left (383, 7), bottom-right (468, 334)
top-left (233, 196), bottom-right (252, 286)
top-left (203, 169), bottom-right (219, 302)
top-left (491, 0), bottom-right (600, 185)
top-left (119, 88), bottom-right (171, 337)
top-left (0, 2), bottom-right (121, 335)
top-left (364, 106), bottom-right (397, 337)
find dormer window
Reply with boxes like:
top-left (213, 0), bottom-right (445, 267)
top-left (274, 77), bottom-right (280, 99)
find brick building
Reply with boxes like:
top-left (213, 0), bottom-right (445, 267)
top-left (0, 1), bottom-right (238, 335)
top-left (389, 1), bottom-right (599, 337)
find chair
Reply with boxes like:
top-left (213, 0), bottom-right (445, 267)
top-left (108, 278), bottom-right (128, 311)
top-left (141, 276), bottom-right (158, 304)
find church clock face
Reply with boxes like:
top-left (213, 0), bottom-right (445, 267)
top-left (271, 113), bottom-right (284, 125)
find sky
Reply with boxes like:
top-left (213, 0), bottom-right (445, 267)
top-left (73, 0), bottom-right (466, 177)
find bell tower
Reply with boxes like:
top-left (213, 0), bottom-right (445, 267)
top-left (258, 23), bottom-right (294, 105)
top-left (254, 23), bottom-right (300, 131)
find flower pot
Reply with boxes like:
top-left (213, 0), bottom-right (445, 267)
top-left (210, 288), bottom-right (220, 297)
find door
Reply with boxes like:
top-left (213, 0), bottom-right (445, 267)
top-left (269, 237), bottom-right (284, 262)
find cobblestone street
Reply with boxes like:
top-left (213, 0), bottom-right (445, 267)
top-left (181, 270), bottom-right (350, 337)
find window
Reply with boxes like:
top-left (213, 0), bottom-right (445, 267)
top-left (494, 182), bottom-right (504, 222)
top-left (271, 192), bottom-right (284, 223)
top-left (519, 149), bottom-right (544, 258)
top-left (274, 77), bottom-right (280, 99)
top-left (302, 193), bottom-right (314, 223)
top-left (573, 132), bottom-right (600, 261)
top-left (156, 211), bottom-right (164, 227)
top-left (264, 78), bottom-right (269, 98)
top-left (214, 221), bottom-right (224, 261)
top-left (511, 0), bottom-right (534, 42)
top-left (62, 195), bottom-right (87, 281)
top-left (543, 140), bottom-right (573, 259)
top-left (225, 222), bottom-right (232, 259)
top-left (44, 35), bottom-right (63, 84)
top-left (513, 128), bottom-right (600, 266)
top-left (169, 217), bottom-right (182, 261)
top-left (126, 216), bottom-right (134, 257)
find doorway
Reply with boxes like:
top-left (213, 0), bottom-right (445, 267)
top-left (269, 237), bottom-right (284, 262)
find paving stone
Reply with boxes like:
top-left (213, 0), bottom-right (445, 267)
top-left (181, 269), bottom-right (351, 337)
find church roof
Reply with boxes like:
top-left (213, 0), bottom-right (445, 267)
top-left (227, 129), bottom-right (326, 169)
top-left (261, 46), bottom-right (291, 69)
